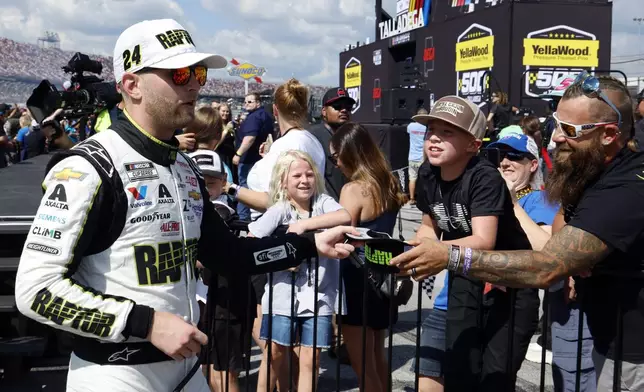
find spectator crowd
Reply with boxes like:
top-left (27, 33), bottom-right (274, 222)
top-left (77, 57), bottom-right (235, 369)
top-left (0, 37), bottom-right (330, 103)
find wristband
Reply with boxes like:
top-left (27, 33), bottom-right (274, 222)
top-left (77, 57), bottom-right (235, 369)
top-left (463, 247), bottom-right (473, 276)
top-left (447, 244), bottom-right (461, 273)
top-left (235, 151), bottom-right (242, 157)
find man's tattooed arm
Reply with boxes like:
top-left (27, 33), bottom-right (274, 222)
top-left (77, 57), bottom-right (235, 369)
top-left (458, 225), bottom-right (612, 288)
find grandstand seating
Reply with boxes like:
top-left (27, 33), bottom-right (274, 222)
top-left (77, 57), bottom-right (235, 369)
top-left (0, 37), bottom-right (330, 103)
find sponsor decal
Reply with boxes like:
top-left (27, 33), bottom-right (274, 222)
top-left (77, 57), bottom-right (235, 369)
top-left (286, 242), bottom-right (296, 258)
top-left (37, 214), bottom-right (67, 225)
top-left (128, 185), bottom-right (152, 208)
top-left (365, 244), bottom-right (393, 266)
top-left (523, 25), bottom-right (599, 98)
top-left (51, 167), bottom-right (88, 182)
top-left (129, 212), bottom-right (171, 224)
top-left (160, 221), bottom-right (181, 236)
top-left (32, 226), bottom-right (62, 240)
top-left (108, 347), bottom-right (140, 363)
top-left (455, 23), bottom-right (495, 106)
top-left (379, 0), bottom-right (430, 40)
top-left (191, 203), bottom-right (203, 217)
top-left (373, 49), bottom-right (382, 66)
top-left (128, 185), bottom-right (148, 200)
top-left (44, 184), bottom-right (69, 210)
top-left (124, 161), bottom-right (159, 182)
top-left (254, 246), bottom-right (287, 265)
top-left (157, 184), bottom-right (175, 204)
top-left (185, 175), bottom-right (198, 187)
top-left (31, 287), bottom-right (116, 338)
top-left (176, 160), bottom-right (190, 169)
top-left (188, 191), bottom-right (201, 201)
top-left (155, 29), bottom-right (194, 50)
top-left (227, 59), bottom-right (267, 83)
top-left (134, 238), bottom-right (199, 285)
top-left (26, 242), bottom-right (61, 255)
top-left (344, 57), bottom-right (362, 114)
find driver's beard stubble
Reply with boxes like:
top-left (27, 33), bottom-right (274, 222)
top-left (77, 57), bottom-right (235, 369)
top-left (545, 133), bottom-right (606, 208)
top-left (144, 87), bottom-right (193, 133)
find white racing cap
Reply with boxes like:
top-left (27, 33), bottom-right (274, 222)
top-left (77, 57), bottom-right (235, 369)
top-left (189, 150), bottom-right (227, 179)
top-left (113, 18), bottom-right (227, 84)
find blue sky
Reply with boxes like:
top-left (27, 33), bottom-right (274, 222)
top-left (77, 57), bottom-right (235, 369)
top-left (0, 0), bottom-right (641, 86)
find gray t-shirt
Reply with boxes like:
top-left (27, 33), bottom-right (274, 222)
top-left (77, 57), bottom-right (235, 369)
top-left (248, 193), bottom-right (344, 316)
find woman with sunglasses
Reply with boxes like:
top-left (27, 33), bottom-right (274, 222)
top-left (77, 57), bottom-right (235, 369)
top-left (329, 122), bottom-right (406, 392)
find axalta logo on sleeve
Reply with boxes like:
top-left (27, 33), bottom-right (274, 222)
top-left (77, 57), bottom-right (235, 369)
top-left (44, 184), bottom-right (69, 211)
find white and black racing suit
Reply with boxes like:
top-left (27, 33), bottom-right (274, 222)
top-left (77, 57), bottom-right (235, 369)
top-left (15, 110), bottom-right (316, 392)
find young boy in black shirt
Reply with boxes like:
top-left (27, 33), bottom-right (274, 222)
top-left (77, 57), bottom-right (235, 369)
top-left (413, 96), bottom-right (536, 391)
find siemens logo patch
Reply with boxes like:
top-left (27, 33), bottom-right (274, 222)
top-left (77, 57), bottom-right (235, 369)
top-left (254, 246), bottom-right (287, 265)
top-left (26, 242), bottom-right (61, 255)
top-left (37, 214), bottom-right (66, 224)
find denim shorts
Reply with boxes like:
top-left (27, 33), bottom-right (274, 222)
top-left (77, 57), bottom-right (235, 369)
top-left (260, 314), bottom-right (333, 349)
top-left (411, 308), bottom-right (447, 377)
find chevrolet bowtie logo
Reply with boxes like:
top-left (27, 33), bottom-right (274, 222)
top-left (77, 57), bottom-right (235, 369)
top-left (52, 168), bottom-right (88, 181)
top-left (188, 191), bottom-right (201, 201)
top-left (107, 347), bottom-right (140, 363)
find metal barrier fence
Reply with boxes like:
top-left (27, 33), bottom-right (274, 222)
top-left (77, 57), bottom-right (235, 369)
top-left (195, 217), bottom-right (635, 392)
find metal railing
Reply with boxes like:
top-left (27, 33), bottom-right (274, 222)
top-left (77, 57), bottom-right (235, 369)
top-left (196, 217), bottom-right (636, 392)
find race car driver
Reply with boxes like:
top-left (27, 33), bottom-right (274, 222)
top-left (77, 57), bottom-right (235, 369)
top-left (15, 19), bottom-right (357, 392)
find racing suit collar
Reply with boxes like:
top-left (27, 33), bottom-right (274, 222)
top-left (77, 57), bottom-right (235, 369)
top-left (111, 109), bottom-right (180, 167)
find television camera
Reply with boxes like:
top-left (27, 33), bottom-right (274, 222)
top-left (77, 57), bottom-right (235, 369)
top-left (26, 52), bottom-right (120, 125)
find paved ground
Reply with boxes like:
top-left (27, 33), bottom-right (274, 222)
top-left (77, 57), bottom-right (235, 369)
top-left (0, 204), bottom-right (555, 391)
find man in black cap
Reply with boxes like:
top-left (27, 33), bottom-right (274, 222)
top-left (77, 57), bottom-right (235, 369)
top-left (309, 88), bottom-right (356, 201)
top-left (309, 87), bottom-right (355, 364)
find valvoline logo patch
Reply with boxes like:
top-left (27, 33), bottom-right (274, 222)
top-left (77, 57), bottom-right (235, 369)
top-left (128, 185), bottom-right (148, 201)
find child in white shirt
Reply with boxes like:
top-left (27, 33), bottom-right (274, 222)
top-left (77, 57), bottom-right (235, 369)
top-left (248, 150), bottom-right (350, 392)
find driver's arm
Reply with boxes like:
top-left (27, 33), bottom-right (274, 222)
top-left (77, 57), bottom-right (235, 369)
top-left (197, 178), bottom-right (317, 275)
top-left (15, 156), bottom-right (152, 342)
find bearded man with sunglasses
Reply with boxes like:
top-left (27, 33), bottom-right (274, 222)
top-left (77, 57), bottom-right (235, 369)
top-left (14, 19), bottom-right (358, 392)
top-left (392, 74), bottom-right (644, 390)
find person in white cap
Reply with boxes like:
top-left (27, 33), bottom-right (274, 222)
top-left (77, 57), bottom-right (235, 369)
top-left (15, 18), bottom-right (357, 392)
